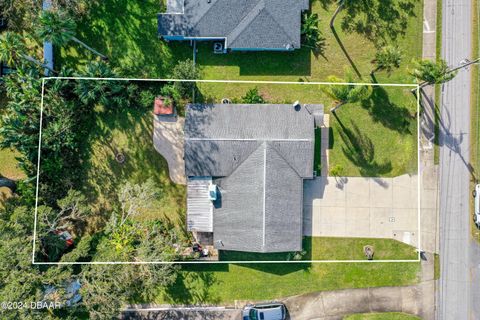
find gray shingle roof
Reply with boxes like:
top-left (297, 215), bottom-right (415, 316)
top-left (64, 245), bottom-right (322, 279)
top-left (185, 103), bottom-right (319, 178)
top-left (158, 0), bottom-right (309, 50)
top-left (184, 103), bottom-right (322, 253)
top-left (213, 143), bottom-right (303, 253)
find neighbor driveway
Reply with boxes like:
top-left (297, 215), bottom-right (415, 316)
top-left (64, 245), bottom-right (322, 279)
top-left (303, 174), bottom-right (419, 246)
top-left (153, 116), bottom-right (186, 185)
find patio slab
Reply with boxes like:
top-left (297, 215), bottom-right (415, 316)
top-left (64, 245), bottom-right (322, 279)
top-left (153, 116), bottom-right (186, 185)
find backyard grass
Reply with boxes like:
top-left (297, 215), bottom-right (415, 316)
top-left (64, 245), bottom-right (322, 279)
top-left (56, 0), bottom-right (191, 77)
top-left (343, 312), bottom-right (421, 320)
top-left (155, 262), bottom-right (420, 304)
top-left (219, 237), bottom-right (418, 261)
top-left (0, 94), bottom-right (26, 181)
top-left (0, 147), bottom-right (25, 180)
top-left (76, 104), bottom-right (186, 230)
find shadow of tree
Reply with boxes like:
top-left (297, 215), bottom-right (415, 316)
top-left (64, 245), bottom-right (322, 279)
top-left (78, 103), bottom-right (187, 232)
top-left (340, 0), bottom-right (417, 47)
top-left (164, 269), bottom-right (221, 305)
top-left (361, 84), bottom-right (414, 134)
top-left (335, 115), bottom-right (392, 176)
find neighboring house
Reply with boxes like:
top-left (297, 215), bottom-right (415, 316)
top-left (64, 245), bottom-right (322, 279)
top-left (184, 103), bottom-right (323, 253)
top-left (158, 0), bottom-right (309, 52)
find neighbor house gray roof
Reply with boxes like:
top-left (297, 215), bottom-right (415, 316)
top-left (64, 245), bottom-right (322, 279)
top-left (158, 0), bottom-right (309, 50)
top-left (184, 103), bottom-right (323, 253)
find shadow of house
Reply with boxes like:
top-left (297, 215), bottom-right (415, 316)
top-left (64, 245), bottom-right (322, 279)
top-left (196, 44), bottom-right (312, 77)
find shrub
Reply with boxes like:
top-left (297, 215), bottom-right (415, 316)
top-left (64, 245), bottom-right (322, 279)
top-left (241, 87), bottom-right (265, 104)
top-left (171, 59), bottom-right (199, 99)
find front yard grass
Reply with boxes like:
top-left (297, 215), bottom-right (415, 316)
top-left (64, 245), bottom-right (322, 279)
top-left (78, 104), bottom-right (186, 229)
top-left (156, 261), bottom-right (420, 304)
top-left (219, 237), bottom-right (418, 261)
top-left (328, 86), bottom-right (418, 177)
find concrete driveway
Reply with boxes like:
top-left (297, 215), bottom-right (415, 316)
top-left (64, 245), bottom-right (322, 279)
top-left (303, 174), bottom-right (419, 246)
top-left (153, 116), bottom-right (186, 185)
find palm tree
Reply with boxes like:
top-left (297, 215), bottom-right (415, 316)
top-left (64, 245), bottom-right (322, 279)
top-left (372, 45), bottom-right (402, 75)
top-left (37, 10), bottom-right (107, 60)
top-left (301, 12), bottom-right (325, 51)
top-left (323, 73), bottom-right (370, 113)
top-left (411, 59), bottom-right (457, 89)
top-left (0, 32), bottom-right (55, 72)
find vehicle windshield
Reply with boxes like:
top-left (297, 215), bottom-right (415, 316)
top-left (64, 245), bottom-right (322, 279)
top-left (249, 309), bottom-right (258, 320)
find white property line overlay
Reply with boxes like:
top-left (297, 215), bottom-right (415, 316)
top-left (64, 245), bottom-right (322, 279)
top-left (33, 77), bottom-right (422, 265)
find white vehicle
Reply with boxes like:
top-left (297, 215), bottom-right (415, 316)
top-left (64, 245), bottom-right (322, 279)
top-left (242, 303), bottom-right (286, 320)
top-left (474, 184), bottom-right (480, 228)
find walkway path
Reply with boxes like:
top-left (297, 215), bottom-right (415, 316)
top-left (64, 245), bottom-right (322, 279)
top-left (152, 116), bottom-right (186, 185)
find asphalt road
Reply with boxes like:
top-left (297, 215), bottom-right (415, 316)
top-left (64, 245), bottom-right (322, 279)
top-left (438, 0), bottom-right (479, 319)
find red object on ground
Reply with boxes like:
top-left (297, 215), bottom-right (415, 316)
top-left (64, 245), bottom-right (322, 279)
top-left (154, 96), bottom-right (174, 115)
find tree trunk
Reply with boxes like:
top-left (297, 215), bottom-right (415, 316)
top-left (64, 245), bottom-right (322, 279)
top-left (21, 54), bottom-right (56, 73)
top-left (330, 0), bottom-right (344, 29)
top-left (370, 65), bottom-right (382, 75)
top-left (0, 177), bottom-right (16, 192)
top-left (330, 101), bottom-right (346, 113)
top-left (71, 37), bottom-right (108, 60)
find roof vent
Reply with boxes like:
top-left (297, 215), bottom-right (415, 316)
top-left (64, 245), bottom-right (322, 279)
top-left (293, 101), bottom-right (301, 111)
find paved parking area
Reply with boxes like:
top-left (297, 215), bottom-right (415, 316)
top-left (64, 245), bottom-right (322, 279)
top-left (303, 174), bottom-right (419, 246)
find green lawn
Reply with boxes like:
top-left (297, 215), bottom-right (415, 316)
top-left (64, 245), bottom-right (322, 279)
top-left (57, 0), bottom-right (422, 177)
top-left (0, 148), bottom-right (25, 180)
top-left (78, 104), bottom-right (186, 229)
top-left (220, 237), bottom-right (418, 261)
top-left (344, 312), bottom-right (421, 320)
top-left (151, 237), bottom-right (419, 304)
top-left (0, 94), bottom-right (25, 180)
top-left (328, 86), bottom-right (418, 177)
top-left (155, 262), bottom-right (420, 304)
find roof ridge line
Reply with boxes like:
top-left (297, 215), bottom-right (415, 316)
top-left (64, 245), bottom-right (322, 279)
top-left (227, 0), bottom-right (265, 45)
top-left (267, 142), bottom-right (302, 178)
top-left (225, 140), bottom-right (264, 178)
top-left (262, 7), bottom-right (296, 46)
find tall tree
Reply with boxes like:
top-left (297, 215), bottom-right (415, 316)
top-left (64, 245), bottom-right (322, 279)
top-left (372, 45), bottom-right (402, 75)
top-left (411, 59), bottom-right (458, 88)
top-left (0, 32), bottom-right (55, 72)
top-left (37, 10), bottom-right (107, 60)
top-left (323, 72), bottom-right (370, 113)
